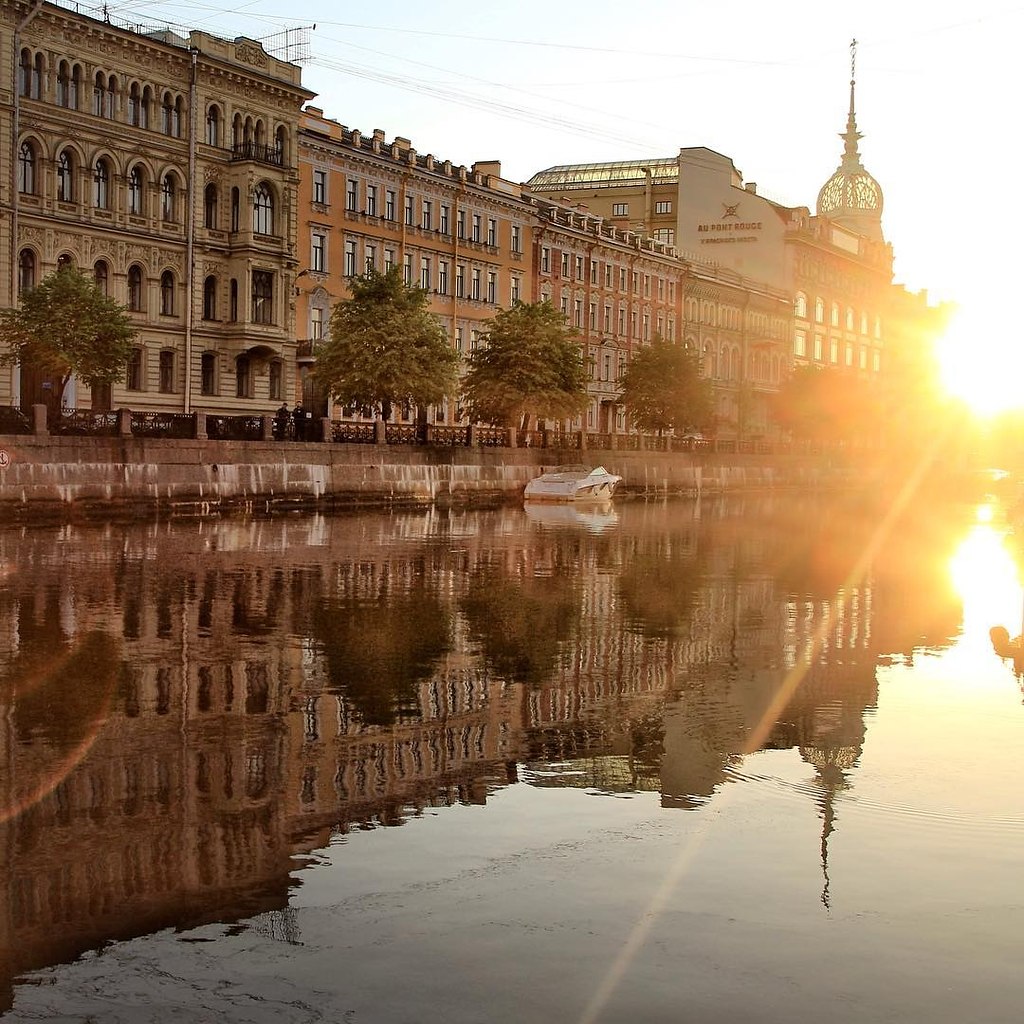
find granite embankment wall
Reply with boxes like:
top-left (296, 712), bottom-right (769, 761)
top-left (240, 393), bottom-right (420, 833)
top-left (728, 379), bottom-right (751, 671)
top-left (0, 434), bottom-right (852, 520)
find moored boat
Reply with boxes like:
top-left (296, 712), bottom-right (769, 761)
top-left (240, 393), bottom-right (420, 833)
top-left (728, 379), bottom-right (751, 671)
top-left (523, 465), bottom-right (622, 503)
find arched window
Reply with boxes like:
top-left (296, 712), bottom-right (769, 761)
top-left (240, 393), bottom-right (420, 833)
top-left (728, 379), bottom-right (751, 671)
top-left (93, 72), bottom-right (106, 117)
top-left (159, 351), bottom-right (175, 393)
top-left (204, 182), bottom-right (218, 229)
top-left (205, 106), bottom-right (220, 146)
top-left (18, 249), bottom-right (36, 294)
top-left (57, 61), bottom-right (71, 107)
top-left (94, 260), bottom-right (109, 295)
top-left (19, 49), bottom-right (32, 98)
top-left (251, 270), bottom-right (274, 324)
top-left (203, 276), bottom-right (217, 320)
top-left (93, 159), bottom-right (110, 209)
top-left (17, 141), bottom-right (35, 194)
top-left (232, 113), bottom-right (243, 149)
top-left (274, 125), bottom-right (287, 164)
top-left (126, 348), bottom-right (143, 391)
top-left (127, 265), bottom-right (144, 311)
top-left (128, 165), bottom-right (143, 215)
top-left (141, 86), bottom-right (153, 128)
top-left (128, 83), bottom-right (142, 126)
top-left (173, 96), bottom-right (184, 137)
top-left (161, 173), bottom-right (176, 222)
top-left (230, 278), bottom-right (238, 321)
top-left (56, 150), bottom-right (74, 202)
top-left (56, 253), bottom-right (74, 271)
top-left (160, 270), bottom-right (175, 315)
top-left (795, 292), bottom-right (807, 319)
top-left (230, 187), bottom-right (240, 232)
top-left (830, 302), bottom-right (840, 327)
top-left (253, 184), bottom-right (274, 234)
top-left (814, 297), bottom-right (824, 323)
top-left (269, 360), bottom-right (283, 401)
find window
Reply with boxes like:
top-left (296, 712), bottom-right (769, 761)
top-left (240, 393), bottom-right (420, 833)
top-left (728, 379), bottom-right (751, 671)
top-left (420, 256), bottom-right (431, 290)
top-left (846, 308), bottom-right (854, 330)
top-left (365, 244), bottom-right (376, 273)
top-left (541, 247), bottom-right (550, 273)
top-left (561, 252), bottom-right (570, 278)
top-left (574, 299), bottom-right (583, 327)
top-left (253, 184), bottom-right (274, 234)
top-left (422, 200), bottom-right (433, 230)
top-left (93, 159), bottom-right (110, 209)
top-left (384, 248), bottom-right (396, 272)
top-left (161, 173), bottom-right (176, 222)
top-left (385, 189), bottom-right (396, 220)
top-left (159, 351), bottom-right (174, 393)
top-left (511, 224), bottom-right (521, 253)
top-left (93, 72), bottom-right (114, 118)
top-left (511, 276), bottom-right (521, 304)
top-left (230, 279), bottom-right (238, 321)
top-left (56, 150), bottom-right (74, 203)
top-left (200, 183), bottom-right (222, 233)
top-left (814, 333), bottom-right (824, 361)
top-left (269, 361), bottom-right (283, 401)
top-left (487, 218), bottom-right (497, 246)
top-left (17, 141), bottom-right (35, 195)
top-left (94, 260), bottom-right (108, 296)
top-left (795, 292), bottom-right (807, 318)
top-left (126, 348), bottom-right (143, 391)
top-left (438, 261), bottom-right (449, 295)
top-left (344, 240), bottom-right (357, 277)
top-left (653, 228), bottom-right (675, 244)
top-left (236, 356), bottom-right (251, 398)
top-left (404, 194), bottom-right (414, 225)
top-left (457, 209), bottom-right (466, 239)
top-left (252, 270), bottom-right (274, 324)
top-left (814, 297), bottom-right (824, 323)
top-left (575, 255), bottom-right (584, 281)
top-left (654, 200), bottom-right (672, 214)
top-left (346, 177), bottom-right (358, 211)
top-left (129, 167), bottom-right (144, 216)
top-left (589, 302), bottom-right (597, 330)
top-left (18, 249), bottom-right (35, 294)
top-left (203, 276), bottom-right (217, 320)
top-left (591, 260), bottom-right (599, 285)
top-left (612, 203), bottom-right (628, 216)
top-left (128, 84), bottom-right (143, 126)
top-left (471, 214), bottom-right (481, 242)
top-left (794, 330), bottom-right (807, 357)
top-left (440, 204), bottom-right (450, 234)
top-left (160, 271), bottom-right (175, 315)
top-left (312, 232), bottom-right (326, 273)
top-left (162, 93), bottom-right (182, 137)
top-left (366, 184), bottom-right (377, 217)
top-left (205, 106), bottom-right (219, 146)
top-left (57, 62), bottom-right (78, 109)
top-left (831, 302), bottom-right (840, 327)
top-left (456, 264), bottom-right (465, 298)
top-left (128, 266), bottom-right (143, 311)
top-left (313, 168), bottom-right (327, 205)
top-left (455, 327), bottom-right (464, 353)
top-left (487, 271), bottom-right (497, 303)
top-left (471, 268), bottom-right (481, 300)
top-left (403, 253), bottom-right (412, 285)
top-left (201, 353), bottom-right (216, 396)
top-left (830, 337), bottom-right (839, 363)
top-left (311, 307), bottom-right (324, 340)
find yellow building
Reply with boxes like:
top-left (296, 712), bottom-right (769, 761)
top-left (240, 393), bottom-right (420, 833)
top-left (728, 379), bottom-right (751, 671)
top-left (1, 1), bottom-right (312, 416)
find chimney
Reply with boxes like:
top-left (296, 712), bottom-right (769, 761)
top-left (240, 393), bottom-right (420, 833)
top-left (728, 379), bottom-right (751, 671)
top-left (745, 182), bottom-right (757, 194)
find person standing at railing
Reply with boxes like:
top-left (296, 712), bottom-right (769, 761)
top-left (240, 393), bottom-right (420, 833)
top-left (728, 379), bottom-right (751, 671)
top-left (275, 402), bottom-right (289, 441)
top-left (293, 402), bottom-right (306, 442)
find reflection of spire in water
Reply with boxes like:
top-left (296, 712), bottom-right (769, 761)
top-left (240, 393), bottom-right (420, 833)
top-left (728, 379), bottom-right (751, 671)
top-left (799, 744), bottom-right (855, 910)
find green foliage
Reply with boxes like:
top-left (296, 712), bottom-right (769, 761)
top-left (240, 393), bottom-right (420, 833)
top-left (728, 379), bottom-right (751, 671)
top-left (461, 301), bottom-right (588, 428)
top-left (617, 338), bottom-right (713, 435)
top-left (313, 268), bottom-right (459, 420)
top-left (771, 365), bottom-right (883, 443)
top-left (0, 266), bottom-right (138, 406)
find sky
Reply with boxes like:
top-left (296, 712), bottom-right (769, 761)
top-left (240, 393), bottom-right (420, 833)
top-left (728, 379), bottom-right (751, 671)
top-left (85, 0), bottom-right (1021, 310)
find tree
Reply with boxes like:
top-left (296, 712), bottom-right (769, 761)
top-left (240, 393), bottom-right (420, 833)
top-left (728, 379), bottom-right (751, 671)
top-left (313, 267), bottom-right (459, 421)
top-left (460, 300), bottom-right (588, 428)
top-left (0, 265), bottom-right (138, 408)
top-left (771, 365), bottom-right (882, 443)
top-left (617, 338), bottom-right (713, 435)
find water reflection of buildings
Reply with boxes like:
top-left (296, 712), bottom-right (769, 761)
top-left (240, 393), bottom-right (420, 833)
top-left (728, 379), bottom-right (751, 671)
top-left (0, 499), bottom-right (963, 1007)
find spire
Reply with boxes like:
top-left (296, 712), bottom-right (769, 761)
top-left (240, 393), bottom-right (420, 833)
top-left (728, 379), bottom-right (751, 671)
top-left (842, 39), bottom-right (863, 166)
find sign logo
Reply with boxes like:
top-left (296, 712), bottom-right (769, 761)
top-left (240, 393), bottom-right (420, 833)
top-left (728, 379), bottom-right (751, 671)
top-left (0, 450), bottom-right (10, 469)
top-left (722, 202), bottom-right (740, 219)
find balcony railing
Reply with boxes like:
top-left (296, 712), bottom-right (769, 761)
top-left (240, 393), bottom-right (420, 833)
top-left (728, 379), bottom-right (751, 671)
top-left (231, 142), bottom-right (284, 167)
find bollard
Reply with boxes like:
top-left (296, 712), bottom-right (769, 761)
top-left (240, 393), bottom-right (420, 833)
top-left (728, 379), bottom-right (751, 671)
top-left (261, 414), bottom-right (274, 442)
top-left (194, 411), bottom-right (207, 440)
top-left (117, 408), bottom-right (132, 438)
top-left (32, 403), bottom-right (48, 438)
top-left (374, 419), bottom-right (387, 444)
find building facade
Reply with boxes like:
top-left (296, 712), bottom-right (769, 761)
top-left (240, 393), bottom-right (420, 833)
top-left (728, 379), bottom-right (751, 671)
top-left (296, 109), bottom-right (534, 423)
top-left (1, 1), bottom-right (312, 415)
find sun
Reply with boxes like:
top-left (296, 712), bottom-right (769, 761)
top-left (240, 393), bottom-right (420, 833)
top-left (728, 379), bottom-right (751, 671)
top-left (936, 308), bottom-right (1024, 417)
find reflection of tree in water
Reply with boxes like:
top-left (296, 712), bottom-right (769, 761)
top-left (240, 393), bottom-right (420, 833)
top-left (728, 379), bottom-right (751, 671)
top-left (12, 631), bottom-right (120, 749)
top-left (312, 588), bottom-right (451, 726)
top-left (617, 534), bottom-right (705, 637)
top-left (460, 563), bottom-right (581, 685)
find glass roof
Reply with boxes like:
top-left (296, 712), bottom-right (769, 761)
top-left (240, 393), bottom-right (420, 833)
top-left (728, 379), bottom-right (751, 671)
top-left (527, 158), bottom-right (678, 190)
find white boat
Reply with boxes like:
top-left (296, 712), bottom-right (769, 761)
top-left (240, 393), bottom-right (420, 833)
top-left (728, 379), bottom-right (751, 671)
top-left (523, 465), bottom-right (623, 503)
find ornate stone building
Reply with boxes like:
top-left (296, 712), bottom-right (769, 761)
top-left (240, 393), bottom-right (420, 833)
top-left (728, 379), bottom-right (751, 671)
top-left (0, 1), bottom-right (312, 415)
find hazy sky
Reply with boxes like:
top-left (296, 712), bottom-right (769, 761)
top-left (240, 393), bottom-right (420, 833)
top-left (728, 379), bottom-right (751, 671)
top-left (94, 1), bottom-right (1020, 309)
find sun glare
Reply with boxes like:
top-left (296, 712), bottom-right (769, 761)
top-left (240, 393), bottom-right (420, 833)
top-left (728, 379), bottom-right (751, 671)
top-left (937, 309), bottom-right (1024, 417)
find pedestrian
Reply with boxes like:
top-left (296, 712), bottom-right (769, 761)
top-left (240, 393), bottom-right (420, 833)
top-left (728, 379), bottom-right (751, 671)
top-left (293, 402), bottom-right (306, 441)
top-left (275, 402), bottom-right (289, 441)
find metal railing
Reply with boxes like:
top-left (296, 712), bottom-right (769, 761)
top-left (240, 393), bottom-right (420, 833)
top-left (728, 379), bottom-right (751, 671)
top-left (51, 410), bottom-right (119, 436)
top-left (206, 414), bottom-right (263, 442)
top-left (131, 411), bottom-right (195, 439)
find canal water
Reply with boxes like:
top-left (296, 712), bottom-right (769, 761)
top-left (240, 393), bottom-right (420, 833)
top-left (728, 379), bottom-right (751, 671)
top-left (0, 491), bottom-right (1022, 1023)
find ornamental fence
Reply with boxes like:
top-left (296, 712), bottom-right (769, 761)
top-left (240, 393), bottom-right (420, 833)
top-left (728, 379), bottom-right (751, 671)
top-left (3, 405), bottom-right (830, 456)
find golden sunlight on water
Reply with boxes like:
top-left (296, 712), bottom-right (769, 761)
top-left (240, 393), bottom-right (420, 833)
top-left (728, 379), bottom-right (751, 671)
top-left (948, 504), bottom-right (1024, 674)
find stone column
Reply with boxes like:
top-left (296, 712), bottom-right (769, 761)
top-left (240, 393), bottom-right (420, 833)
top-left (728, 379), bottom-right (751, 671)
top-left (117, 408), bottom-right (132, 438)
top-left (321, 417), bottom-right (332, 442)
top-left (32, 404), bottom-right (47, 438)
top-left (375, 419), bottom-right (387, 444)
top-left (261, 414), bottom-right (274, 441)
top-left (194, 411), bottom-right (207, 440)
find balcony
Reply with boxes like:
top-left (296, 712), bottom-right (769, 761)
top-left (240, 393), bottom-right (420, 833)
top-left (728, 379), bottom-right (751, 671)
top-left (231, 142), bottom-right (284, 167)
